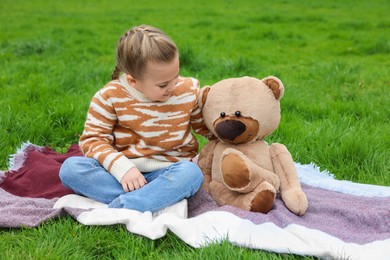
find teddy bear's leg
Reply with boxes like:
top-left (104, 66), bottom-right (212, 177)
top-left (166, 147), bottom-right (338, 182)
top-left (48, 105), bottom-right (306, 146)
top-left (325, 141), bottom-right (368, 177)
top-left (270, 143), bottom-right (308, 216)
top-left (221, 148), bottom-right (280, 193)
top-left (209, 180), bottom-right (276, 213)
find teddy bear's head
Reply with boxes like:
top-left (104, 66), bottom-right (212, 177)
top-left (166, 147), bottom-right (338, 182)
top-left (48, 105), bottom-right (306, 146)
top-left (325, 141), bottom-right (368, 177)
top-left (199, 76), bottom-right (284, 145)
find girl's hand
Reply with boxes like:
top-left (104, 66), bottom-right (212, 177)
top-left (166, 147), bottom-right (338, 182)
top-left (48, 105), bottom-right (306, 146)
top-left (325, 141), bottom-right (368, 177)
top-left (120, 167), bottom-right (147, 192)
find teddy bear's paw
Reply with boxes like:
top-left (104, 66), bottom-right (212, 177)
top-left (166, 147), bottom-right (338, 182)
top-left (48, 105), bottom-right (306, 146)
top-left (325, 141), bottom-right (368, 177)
top-left (221, 152), bottom-right (251, 191)
top-left (250, 190), bottom-right (275, 213)
top-left (281, 189), bottom-right (308, 216)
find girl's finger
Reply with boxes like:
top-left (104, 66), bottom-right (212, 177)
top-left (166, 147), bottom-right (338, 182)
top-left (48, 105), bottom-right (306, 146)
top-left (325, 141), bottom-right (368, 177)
top-left (127, 182), bottom-right (135, 191)
top-left (133, 181), bottom-right (140, 190)
top-left (122, 183), bottom-right (129, 192)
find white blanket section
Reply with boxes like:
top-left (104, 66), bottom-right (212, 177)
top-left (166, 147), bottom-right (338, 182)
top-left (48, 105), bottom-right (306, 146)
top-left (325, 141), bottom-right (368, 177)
top-left (54, 163), bottom-right (390, 260)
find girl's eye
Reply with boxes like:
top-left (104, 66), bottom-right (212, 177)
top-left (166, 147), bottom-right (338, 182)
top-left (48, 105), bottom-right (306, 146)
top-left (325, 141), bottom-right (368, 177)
top-left (158, 84), bottom-right (168, 88)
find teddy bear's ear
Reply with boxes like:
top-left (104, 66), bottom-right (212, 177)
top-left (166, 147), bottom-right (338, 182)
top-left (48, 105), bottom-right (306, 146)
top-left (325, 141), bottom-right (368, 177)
top-left (198, 86), bottom-right (211, 109)
top-left (262, 76), bottom-right (285, 100)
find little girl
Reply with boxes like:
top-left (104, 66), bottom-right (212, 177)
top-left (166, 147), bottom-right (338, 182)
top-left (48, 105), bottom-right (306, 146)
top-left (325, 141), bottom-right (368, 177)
top-left (60, 25), bottom-right (210, 212)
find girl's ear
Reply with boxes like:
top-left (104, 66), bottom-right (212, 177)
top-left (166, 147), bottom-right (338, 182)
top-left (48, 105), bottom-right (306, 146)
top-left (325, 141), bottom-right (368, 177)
top-left (261, 76), bottom-right (284, 100)
top-left (198, 86), bottom-right (211, 109)
top-left (126, 74), bottom-right (137, 85)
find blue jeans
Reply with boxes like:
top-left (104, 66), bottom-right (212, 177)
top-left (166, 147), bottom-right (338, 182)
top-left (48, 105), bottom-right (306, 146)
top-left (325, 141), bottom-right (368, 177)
top-left (59, 156), bottom-right (203, 212)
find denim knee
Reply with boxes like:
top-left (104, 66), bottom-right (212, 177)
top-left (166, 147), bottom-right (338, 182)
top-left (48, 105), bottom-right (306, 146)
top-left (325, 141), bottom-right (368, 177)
top-left (59, 157), bottom-right (80, 185)
top-left (181, 161), bottom-right (204, 189)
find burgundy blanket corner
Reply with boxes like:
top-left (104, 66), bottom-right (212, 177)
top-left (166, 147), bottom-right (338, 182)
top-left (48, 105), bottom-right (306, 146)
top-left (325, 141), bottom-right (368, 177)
top-left (0, 144), bottom-right (82, 199)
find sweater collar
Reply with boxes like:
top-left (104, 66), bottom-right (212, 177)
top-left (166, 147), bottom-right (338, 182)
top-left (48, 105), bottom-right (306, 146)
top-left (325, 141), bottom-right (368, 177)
top-left (119, 74), bottom-right (153, 102)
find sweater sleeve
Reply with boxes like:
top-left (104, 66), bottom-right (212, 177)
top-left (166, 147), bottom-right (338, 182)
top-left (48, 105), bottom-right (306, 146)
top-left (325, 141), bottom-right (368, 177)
top-left (79, 88), bottom-right (135, 182)
top-left (190, 79), bottom-right (213, 139)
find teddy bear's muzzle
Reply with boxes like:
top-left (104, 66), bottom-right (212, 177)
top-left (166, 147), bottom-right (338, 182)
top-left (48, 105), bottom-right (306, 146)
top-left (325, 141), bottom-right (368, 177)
top-left (215, 120), bottom-right (246, 141)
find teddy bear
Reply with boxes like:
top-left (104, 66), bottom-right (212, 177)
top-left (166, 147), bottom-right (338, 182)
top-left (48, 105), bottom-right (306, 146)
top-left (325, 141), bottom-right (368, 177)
top-left (197, 76), bottom-right (308, 216)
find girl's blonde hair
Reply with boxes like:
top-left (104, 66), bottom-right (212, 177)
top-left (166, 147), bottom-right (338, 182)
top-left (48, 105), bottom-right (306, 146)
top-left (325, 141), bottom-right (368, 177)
top-left (111, 25), bottom-right (178, 80)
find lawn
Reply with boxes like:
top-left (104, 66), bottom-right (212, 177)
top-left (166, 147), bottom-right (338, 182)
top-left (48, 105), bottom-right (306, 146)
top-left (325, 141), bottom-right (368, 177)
top-left (1, 0), bottom-right (389, 258)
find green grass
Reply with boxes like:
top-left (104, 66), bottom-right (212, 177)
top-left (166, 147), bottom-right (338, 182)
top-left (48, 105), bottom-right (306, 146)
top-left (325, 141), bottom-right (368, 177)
top-left (1, 0), bottom-right (389, 258)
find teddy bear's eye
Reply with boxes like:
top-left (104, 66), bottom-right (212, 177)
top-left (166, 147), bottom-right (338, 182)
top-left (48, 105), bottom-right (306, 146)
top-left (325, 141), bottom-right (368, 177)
top-left (220, 112), bottom-right (226, 118)
top-left (235, 111), bottom-right (241, 117)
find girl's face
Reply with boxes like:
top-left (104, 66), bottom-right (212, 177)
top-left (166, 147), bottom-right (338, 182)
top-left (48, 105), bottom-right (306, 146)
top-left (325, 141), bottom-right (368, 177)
top-left (129, 54), bottom-right (180, 102)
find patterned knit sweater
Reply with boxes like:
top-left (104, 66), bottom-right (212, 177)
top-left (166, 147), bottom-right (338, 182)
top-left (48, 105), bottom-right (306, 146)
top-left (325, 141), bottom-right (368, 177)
top-left (79, 74), bottom-right (209, 182)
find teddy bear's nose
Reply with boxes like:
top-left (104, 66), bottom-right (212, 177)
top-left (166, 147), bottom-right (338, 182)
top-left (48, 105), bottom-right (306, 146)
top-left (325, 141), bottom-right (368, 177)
top-left (215, 120), bottom-right (246, 141)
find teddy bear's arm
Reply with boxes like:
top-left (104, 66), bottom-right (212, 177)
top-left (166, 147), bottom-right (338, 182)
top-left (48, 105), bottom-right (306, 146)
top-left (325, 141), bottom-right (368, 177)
top-left (270, 143), bottom-right (308, 216)
top-left (198, 140), bottom-right (218, 192)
